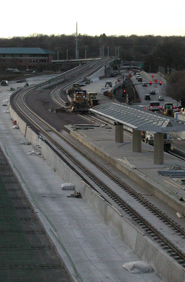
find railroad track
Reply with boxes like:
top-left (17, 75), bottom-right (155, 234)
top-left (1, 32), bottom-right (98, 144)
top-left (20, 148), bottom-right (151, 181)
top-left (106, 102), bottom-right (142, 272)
top-left (50, 59), bottom-right (112, 108)
top-left (10, 68), bottom-right (185, 271)
top-left (169, 147), bottom-right (185, 161)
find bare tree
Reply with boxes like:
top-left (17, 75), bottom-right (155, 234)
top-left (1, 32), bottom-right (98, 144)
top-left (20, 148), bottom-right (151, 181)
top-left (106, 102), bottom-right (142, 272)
top-left (155, 38), bottom-right (185, 74)
top-left (166, 71), bottom-right (185, 106)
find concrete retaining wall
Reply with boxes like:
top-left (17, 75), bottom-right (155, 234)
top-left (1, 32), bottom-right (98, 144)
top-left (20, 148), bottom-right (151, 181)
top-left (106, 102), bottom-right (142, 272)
top-left (25, 126), bottom-right (39, 146)
top-left (140, 71), bottom-right (166, 85)
top-left (140, 71), bottom-right (151, 81)
top-left (89, 67), bottom-right (105, 81)
top-left (9, 105), bottom-right (185, 282)
top-left (9, 105), bottom-right (27, 137)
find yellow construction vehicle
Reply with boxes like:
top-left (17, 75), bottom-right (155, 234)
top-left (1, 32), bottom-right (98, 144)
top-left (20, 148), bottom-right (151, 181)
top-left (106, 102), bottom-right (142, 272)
top-left (70, 90), bottom-right (89, 112)
top-left (103, 89), bottom-right (113, 99)
top-left (87, 92), bottom-right (99, 107)
top-left (163, 102), bottom-right (174, 117)
top-left (68, 83), bottom-right (82, 95)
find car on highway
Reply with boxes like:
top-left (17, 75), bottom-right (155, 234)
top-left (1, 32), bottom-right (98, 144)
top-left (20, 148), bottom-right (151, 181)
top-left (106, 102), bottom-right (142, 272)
top-left (133, 69), bottom-right (140, 75)
top-left (142, 82), bottom-right (148, 87)
top-left (137, 105), bottom-right (146, 110)
top-left (1, 80), bottom-right (8, 86)
top-left (158, 96), bottom-right (164, 101)
top-left (149, 101), bottom-right (160, 111)
top-left (150, 89), bottom-right (156, 95)
top-left (144, 94), bottom-right (151, 100)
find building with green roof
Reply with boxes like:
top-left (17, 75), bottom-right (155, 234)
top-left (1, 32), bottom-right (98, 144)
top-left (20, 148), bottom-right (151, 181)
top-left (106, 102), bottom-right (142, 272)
top-left (0, 47), bottom-right (55, 71)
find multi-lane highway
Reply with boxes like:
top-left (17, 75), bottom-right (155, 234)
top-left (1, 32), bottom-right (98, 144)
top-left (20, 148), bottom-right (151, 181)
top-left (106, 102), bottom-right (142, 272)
top-left (131, 71), bottom-right (180, 110)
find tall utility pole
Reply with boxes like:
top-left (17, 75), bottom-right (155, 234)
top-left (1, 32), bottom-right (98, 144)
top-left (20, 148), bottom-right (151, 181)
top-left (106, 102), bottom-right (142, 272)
top-left (115, 46), bottom-right (117, 57)
top-left (75, 22), bottom-right (79, 59)
top-left (115, 46), bottom-right (120, 57)
top-left (57, 51), bottom-right (59, 60)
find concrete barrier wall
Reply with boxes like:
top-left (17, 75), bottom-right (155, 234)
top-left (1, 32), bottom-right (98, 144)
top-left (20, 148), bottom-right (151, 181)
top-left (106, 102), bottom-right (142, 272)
top-left (9, 106), bottom-right (27, 137)
top-left (25, 126), bottom-right (39, 146)
top-left (140, 71), bottom-right (151, 81)
top-left (89, 67), bottom-right (105, 81)
top-left (157, 72), bottom-right (166, 85)
top-left (9, 105), bottom-right (185, 282)
top-left (10, 105), bottom-right (40, 146)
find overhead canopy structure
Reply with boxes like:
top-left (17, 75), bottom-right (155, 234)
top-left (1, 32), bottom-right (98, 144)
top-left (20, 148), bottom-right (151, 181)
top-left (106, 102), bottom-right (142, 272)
top-left (90, 103), bottom-right (185, 133)
top-left (90, 103), bottom-right (185, 165)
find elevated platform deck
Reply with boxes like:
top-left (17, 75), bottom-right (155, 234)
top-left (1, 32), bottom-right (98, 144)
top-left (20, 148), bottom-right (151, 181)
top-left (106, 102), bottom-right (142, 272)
top-left (67, 123), bottom-right (185, 216)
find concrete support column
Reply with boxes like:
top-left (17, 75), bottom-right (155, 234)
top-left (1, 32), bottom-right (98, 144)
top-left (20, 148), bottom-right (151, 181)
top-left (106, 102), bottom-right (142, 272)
top-left (132, 129), bottom-right (141, 152)
top-left (115, 123), bottom-right (123, 143)
top-left (154, 133), bottom-right (164, 164)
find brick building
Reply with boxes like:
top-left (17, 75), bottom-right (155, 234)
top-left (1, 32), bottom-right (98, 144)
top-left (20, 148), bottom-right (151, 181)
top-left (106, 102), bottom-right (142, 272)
top-left (0, 47), bottom-right (55, 71)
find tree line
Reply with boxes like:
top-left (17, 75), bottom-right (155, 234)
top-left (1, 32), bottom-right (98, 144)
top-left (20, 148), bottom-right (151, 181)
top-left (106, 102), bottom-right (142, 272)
top-left (0, 34), bottom-right (184, 73)
top-left (0, 33), bottom-right (185, 103)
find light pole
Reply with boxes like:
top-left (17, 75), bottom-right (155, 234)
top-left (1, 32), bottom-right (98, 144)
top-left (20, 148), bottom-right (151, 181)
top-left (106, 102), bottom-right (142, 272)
top-left (75, 22), bottom-right (79, 59)
top-left (107, 46), bottom-right (109, 58)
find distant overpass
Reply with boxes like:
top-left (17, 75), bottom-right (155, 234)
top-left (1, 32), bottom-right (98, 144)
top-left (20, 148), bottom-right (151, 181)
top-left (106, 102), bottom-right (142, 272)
top-left (52, 58), bottom-right (101, 64)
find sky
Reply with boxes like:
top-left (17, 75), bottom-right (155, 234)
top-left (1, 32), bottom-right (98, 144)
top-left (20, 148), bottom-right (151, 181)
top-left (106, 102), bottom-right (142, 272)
top-left (2, 0), bottom-right (185, 38)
